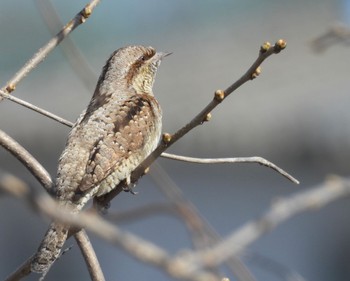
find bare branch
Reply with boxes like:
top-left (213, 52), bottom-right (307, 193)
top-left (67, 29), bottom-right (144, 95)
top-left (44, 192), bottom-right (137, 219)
top-left (1, 178), bottom-right (219, 281)
top-left (74, 230), bottom-right (105, 281)
top-left (97, 40), bottom-right (289, 206)
top-left (0, 129), bottom-right (52, 192)
top-left (3, 161), bottom-right (349, 281)
top-left (0, 90), bottom-right (74, 127)
top-left (162, 153), bottom-right (299, 184)
top-left (181, 175), bottom-right (350, 270)
top-left (0, 0), bottom-right (100, 97)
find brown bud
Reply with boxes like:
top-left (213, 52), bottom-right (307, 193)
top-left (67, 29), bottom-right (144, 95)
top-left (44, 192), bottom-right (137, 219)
top-left (82, 5), bottom-right (92, 18)
top-left (276, 39), bottom-right (287, 49)
top-left (214, 90), bottom-right (225, 102)
top-left (260, 41), bottom-right (271, 53)
top-left (6, 84), bottom-right (16, 93)
top-left (204, 112), bottom-right (212, 122)
top-left (162, 133), bottom-right (172, 144)
top-left (251, 66), bottom-right (261, 79)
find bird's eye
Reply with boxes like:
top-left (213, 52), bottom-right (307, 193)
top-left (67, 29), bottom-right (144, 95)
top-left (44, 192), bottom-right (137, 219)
top-left (140, 56), bottom-right (146, 61)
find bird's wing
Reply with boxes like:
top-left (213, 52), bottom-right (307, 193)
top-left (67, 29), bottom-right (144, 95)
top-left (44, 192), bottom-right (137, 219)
top-left (77, 94), bottom-right (161, 196)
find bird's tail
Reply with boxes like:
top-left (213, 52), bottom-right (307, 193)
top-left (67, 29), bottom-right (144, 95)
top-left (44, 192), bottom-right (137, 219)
top-left (31, 221), bottom-right (69, 273)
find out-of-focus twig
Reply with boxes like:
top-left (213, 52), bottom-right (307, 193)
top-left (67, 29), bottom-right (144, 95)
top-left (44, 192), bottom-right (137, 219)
top-left (35, 0), bottom-right (97, 92)
top-left (150, 162), bottom-right (257, 281)
top-left (0, 0), bottom-right (100, 98)
top-left (180, 175), bottom-right (350, 270)
top-left (1, 177), bottom-right (219, 281)
top-left (3, 167), bottom-right (348, 281)
top-left (311, 23), bottom-right (350, 53)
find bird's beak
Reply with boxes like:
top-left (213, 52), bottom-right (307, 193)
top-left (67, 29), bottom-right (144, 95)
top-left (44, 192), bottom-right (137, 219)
top-left (155, 52), bottom-right (172, 61)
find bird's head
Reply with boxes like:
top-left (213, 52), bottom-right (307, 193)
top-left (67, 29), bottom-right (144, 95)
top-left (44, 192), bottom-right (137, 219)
top-left (100, 45), bottom-right (170, 95)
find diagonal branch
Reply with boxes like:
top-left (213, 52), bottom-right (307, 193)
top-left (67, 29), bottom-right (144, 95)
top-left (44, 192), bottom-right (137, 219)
top-left (0, 0), bottom-right (100, 98)
top-left (97, 40), bottom-right (293, 206)
top-left (3, 168), bottom-right (350, 281)
top-left (0, 129), bottom-right (52, 192)
top-left (75, 230), bottom-right (106, 281)
top-left (0, 90), bottom-right (74, 127)
top-left (179, 176), bottom-right (350, 270)
top-left (0, 173), bottom-right (104, 281)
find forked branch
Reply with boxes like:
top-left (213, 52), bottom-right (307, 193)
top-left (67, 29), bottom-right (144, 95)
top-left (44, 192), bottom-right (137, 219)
top-left (98, 40), bottom-right (293, 206)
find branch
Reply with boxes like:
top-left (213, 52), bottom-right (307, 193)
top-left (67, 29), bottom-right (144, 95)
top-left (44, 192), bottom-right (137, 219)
top-left (97, 39), bottom-right (291, 206)
top-left (0, 134), bottom-right (100, 280)
top-left (0, 0), bottom-right (100, 97)
top-left (4, 168), bottom-right (350, 281)
top-left (180, 175), bottom-right (350, 270)
top-left (0, 129), bottom-right (52, 192)
top-left (0, 178), bottom-right (219, 281)
top-left (0, 90), bottom-right (74, 127)
top-left (162, 153), bottom-right (299, 184)
top-left (74, 230), bottom-right (105, 281)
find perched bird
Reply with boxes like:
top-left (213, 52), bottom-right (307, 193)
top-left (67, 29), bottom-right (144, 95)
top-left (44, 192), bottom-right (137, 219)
top-left (31, 45), bottom-right (168, 273)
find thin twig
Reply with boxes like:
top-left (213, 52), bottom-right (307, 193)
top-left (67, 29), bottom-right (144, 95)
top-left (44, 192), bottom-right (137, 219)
top-left (0, 129), bottom-right (52, 192)
top-left (0, 90), bottom-right (74, 127)
top-left (162, 153), bottom-right (299, 184)
top-left (0, 0), bottom-right (100, 97)
top-left (97, 40), bottom-right (291, 206)
top-left (75, 230), bottom-right (106, 281)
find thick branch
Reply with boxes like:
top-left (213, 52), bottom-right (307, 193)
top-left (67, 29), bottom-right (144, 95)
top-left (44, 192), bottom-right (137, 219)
top-left (3, 169), bottom-right (349, 281)
top-left (1, 179), bottom-right (219, 281)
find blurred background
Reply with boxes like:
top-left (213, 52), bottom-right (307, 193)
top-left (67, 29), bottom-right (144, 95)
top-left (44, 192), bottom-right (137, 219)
top-left (1, 0), bottom-right (350, 280)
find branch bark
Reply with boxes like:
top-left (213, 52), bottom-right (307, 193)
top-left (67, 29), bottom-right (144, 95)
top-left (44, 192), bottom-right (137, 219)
top-left (75, 230), bottom-right (105, 281)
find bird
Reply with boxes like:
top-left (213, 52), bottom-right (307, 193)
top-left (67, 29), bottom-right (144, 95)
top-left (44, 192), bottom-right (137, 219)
top-left (31, 45), bottom-right (168, 273)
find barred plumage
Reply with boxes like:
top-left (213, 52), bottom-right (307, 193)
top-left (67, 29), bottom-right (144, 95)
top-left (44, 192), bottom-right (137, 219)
top-left (31, 45), bottom-right (167, 273)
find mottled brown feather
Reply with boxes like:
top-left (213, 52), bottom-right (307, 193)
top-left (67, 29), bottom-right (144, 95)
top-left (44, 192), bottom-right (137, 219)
top-left (77, 94), bottom-right (159, 194)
